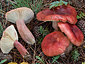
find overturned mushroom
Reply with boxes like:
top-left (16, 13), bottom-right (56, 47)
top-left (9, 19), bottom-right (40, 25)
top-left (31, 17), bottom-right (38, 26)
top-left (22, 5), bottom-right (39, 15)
top-left (1, 25), bottom-right (32, 61)
top-left (41, 31), bottom-right (70, 56)
top-left (36, 4), bottom-right (77, 30)
top-left (58, 22), bottom-right (84, 46)
top-left (5, 7), bottom-right (35, 45)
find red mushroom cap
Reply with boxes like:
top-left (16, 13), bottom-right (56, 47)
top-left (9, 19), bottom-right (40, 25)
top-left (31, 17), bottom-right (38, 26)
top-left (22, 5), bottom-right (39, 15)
top-left (37, 4), bottom-right (77, 24)
top-left (41, 31), bottom-right (70, 56)
top-left (58, 22), bottom-right (84, 46)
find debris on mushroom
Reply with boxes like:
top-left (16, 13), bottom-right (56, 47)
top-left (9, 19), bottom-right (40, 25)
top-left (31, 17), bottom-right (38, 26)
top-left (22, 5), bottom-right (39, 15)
top-left (36, 3), bottom-right (77, 30)
top-left (41, 31), bottom-right (70, 56)
top-left (5, 7), bottom-right (35, 45)
top-left (58, 22), bottom-right (84, 46)
top-left (0, 25), bottom-right (32, 61)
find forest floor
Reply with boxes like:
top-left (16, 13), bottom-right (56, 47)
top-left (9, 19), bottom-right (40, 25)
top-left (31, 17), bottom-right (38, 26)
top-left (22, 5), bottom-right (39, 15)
top-left (0, 0), bottom-right (85, 64)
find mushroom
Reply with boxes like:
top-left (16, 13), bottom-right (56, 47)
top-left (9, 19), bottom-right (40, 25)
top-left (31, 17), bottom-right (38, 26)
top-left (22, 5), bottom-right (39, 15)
top-left (58, 22), bottom-right (84, 46)
top-left (36, 4), bottom-right (77, 30)
top-left (36, 2), bottom-right (78, 55)
top-left (41, 31), bottom-right (70, 56)
top-left (5, 7), bottom-right (35, 45)
top-left (0, 25), bottom-right (32, 61)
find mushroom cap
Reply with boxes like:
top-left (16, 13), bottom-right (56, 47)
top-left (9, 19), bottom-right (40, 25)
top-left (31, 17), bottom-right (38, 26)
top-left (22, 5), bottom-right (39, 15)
top-left (1, 36), bottom-right (14, 53)
top-left (58, 22), bottom-right (84, 46)
top-left (37, 4), bottom-right (77, 24)
top-left (5, 7), bottom-right (34, 24)
top-left (1, 25), bottom-right (18, 53)
top-left (41, 31), bottom-right (70, 56)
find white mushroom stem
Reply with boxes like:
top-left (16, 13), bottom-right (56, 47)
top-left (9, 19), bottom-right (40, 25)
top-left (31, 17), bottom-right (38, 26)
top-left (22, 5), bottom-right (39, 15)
top-left (52, 21), bottom-right (59, 31)
top-left (16, 19), bottom-right (35, 45)
top-left (14, 40), bottom-right (32, 60)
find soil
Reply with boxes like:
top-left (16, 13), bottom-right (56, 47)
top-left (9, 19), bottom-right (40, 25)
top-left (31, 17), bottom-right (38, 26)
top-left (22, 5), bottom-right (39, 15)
top-left (0, 0), bottom-right (85, 64)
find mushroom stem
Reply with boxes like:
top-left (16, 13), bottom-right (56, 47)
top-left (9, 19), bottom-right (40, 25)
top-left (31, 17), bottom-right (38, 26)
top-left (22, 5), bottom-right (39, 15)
top-left (16, 19), bottom-right (35, 45)
top-left (52, 21), bottom-right (59, 31)
top-left (14, 40), bottom-right (32, 61)
top-left (60, 42), bottom-right (72, 57)
top-left (65, 42), bottom-right (72, 53)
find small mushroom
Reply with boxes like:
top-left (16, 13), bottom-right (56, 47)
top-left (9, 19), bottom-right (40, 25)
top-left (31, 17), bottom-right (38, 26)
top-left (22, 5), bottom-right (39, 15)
top-left (36, 4), bottom-right (77, 30)
top-left (5, 7), bottom-right (35, 45)
top-left (58, 22), bottom-right (84, 46)
top-left (1, 25), bottom-right (32, 61)
top-left (41, 31), bottom-right (70, 56)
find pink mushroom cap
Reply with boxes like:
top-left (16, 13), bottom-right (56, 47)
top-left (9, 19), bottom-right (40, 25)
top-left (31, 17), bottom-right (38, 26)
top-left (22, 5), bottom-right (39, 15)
top-left (37, 4), bottom-right (77, 24)
top-left (58, 22), bottom-right (84, 46)
top-left (41, 31), bottom-right (70, 56)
